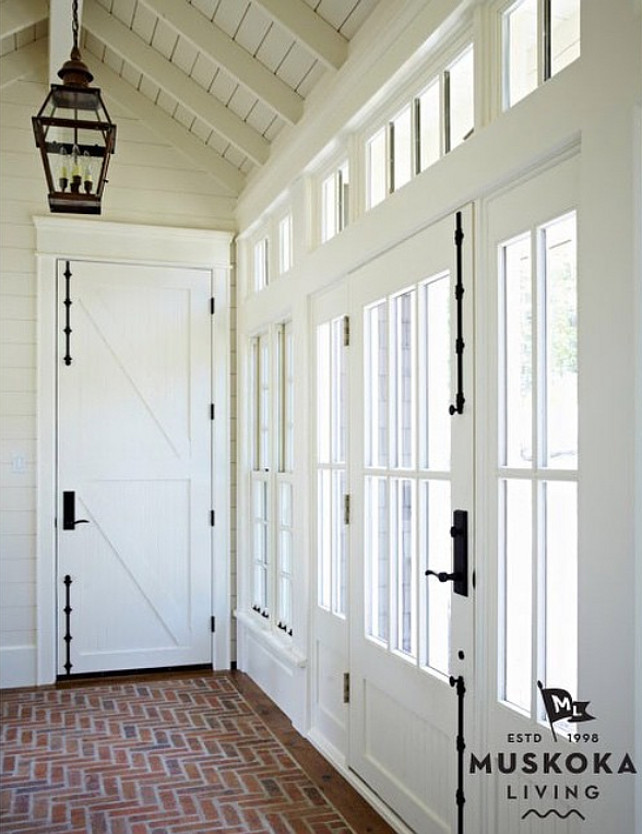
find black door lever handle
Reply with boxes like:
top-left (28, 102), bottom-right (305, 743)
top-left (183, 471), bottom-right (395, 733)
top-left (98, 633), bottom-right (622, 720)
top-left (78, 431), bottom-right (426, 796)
top-left (425, 510), bottom-right (469, 597)
top-left (62, 491), bottom-right (90, 530)
top-left (425, 569), bottom-right (464, 584)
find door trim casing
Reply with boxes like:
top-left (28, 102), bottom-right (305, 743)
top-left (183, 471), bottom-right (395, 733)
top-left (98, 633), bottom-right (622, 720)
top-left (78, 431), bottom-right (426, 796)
top-left (35, 217), bottom-right (233, 685)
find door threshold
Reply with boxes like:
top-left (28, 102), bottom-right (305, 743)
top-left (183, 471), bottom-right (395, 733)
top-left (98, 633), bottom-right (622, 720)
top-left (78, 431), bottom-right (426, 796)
top-left (56, 663), bottom-right (214, 687)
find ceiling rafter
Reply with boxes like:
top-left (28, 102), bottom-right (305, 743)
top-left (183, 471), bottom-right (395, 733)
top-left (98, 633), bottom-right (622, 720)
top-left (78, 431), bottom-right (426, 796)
top-left (140, 0), bottom-right (303, 126)
top-left (90, 59), bottom-right (244, 196)
top-left (251, 0), bottom-right (348, 70)
top-left (0, 0), bottom-right (47, 39)
top-left (83, 0), bottom-right (270, 166)
top-left (0, 38), bottom-right (47, 88)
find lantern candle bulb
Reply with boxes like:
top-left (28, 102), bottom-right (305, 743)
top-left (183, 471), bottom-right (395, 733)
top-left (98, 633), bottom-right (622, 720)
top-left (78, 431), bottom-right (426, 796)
top-left (70, 145), bottom-right (81, 193)
top-left (83, 151), bottom-right (93, 194)
top-left (58, 147), bottom-right (69, 192)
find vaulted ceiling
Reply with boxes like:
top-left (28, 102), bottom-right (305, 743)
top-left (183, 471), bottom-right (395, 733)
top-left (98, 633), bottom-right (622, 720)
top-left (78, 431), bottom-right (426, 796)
top-left (0, 0), bottom-right (381, 196)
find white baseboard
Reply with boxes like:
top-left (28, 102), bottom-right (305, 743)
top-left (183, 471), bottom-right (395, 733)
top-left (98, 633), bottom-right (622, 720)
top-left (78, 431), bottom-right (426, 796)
top-left (0, 645), bottom-right (37, 689)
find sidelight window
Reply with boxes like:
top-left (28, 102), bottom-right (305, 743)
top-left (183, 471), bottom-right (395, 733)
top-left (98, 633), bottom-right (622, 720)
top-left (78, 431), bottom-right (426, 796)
top-left (498, 212), bottom-right (578, 715)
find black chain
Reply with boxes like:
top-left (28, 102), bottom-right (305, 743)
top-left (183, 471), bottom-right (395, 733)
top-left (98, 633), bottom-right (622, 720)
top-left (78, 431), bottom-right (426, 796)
top-left (72, 0), bottom-right (79, 50)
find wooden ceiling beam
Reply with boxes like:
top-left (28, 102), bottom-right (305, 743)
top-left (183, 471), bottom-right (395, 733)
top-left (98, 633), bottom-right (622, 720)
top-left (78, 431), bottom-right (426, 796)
top-left (84, 0), bottom-right (269, 166)
top-left (251, 0), bottom-right (347, 70)
top-left (141, 0), bottom-right (303, 126)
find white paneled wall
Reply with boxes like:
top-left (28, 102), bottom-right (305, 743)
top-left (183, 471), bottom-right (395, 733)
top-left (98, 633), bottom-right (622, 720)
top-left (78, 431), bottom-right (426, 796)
top-left (0, 72), bottom-right (236, 688)
top-left (0, 80), bottom-right (40, 687)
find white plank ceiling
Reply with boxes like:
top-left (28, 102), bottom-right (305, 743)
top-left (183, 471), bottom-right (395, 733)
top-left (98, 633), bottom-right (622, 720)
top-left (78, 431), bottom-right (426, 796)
top-left (0, 0), bottom-right (381, 195)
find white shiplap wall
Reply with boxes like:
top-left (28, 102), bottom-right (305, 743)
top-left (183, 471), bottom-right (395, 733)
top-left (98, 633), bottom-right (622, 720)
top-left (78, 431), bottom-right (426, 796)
top-left (0, 71), bottom-right (236, 688)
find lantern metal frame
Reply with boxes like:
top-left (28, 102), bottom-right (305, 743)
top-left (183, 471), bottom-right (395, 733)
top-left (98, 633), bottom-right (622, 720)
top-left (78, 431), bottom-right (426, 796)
top-left (32, 1), bottom-right (116, 214)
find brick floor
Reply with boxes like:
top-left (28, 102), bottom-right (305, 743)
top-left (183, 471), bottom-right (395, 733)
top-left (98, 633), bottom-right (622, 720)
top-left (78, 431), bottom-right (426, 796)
top-left (0, 673), bottom-right (383, 834)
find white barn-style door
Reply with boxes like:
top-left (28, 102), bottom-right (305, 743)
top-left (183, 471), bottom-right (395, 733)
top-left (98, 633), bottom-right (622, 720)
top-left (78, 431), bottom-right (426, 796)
top-left (348, 208), bottom-right (475, 833)
top-left (56, 259), bottom-right (213, 676)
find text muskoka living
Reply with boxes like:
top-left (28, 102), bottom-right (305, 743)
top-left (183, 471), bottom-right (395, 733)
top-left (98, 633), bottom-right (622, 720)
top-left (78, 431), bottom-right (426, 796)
top-left (469, 752), bottom-right (637, 775)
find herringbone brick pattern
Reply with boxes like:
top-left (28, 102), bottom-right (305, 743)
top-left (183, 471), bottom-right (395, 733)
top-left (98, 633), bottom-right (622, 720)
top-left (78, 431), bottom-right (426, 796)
top-left (0, 675), bottom-right (356, 834)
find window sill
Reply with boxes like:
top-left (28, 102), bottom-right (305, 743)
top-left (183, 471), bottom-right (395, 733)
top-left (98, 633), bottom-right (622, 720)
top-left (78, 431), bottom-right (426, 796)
top-left (235, 609), bottom-right (307, 669)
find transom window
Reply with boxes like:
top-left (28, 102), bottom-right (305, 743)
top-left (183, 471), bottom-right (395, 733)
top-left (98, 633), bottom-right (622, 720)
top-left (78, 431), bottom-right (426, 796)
top-left (321, 162), bottom-right (350, 242)
top-left (253, 236), bottom-right (269, 292)
top-left (366, 44), bottom-right (474, 210)
top-left (278, 214), bottom-right (293, 275)
top-left (502, 0), bottom-right (580, 109)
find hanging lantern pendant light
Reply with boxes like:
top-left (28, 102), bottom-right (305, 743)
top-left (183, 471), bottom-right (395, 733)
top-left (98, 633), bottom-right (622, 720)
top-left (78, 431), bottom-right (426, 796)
top-left (32, 0), bottom-right (116, 214)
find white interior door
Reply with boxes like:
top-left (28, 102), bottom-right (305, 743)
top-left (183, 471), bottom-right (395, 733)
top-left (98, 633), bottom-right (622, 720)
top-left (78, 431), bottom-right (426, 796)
top-left (348, 208), bottom-right (474, 833)
top-left (56, 259), bottom-right (213, 676)
top-left (311, 283), bottom-right (350, 762)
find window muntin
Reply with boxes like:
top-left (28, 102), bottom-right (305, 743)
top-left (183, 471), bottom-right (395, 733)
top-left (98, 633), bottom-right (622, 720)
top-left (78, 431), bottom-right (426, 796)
top-left (498, 211), bottom-right (578, 716)
top-left (316, 316), bottom-right (348, 616)
top-left (502, 0), bottom-right (580, 109)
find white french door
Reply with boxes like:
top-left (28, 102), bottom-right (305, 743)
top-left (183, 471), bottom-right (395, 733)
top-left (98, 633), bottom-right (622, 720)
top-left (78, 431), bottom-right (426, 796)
top-left (56, 259), bottom-right (213, 676)
top-left (348, 207), bottom-right (474, 833)
top-left (478, 158), bottom-right (616, 834)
